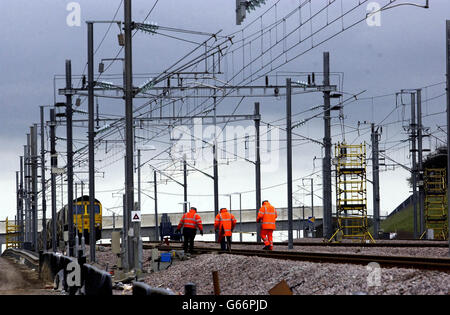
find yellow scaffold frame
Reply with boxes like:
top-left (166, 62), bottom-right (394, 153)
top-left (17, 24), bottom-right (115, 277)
top-left (5, 217), bottom-right (21, 249)
top-left (328, 143), bottom-right (375, 243)
top-left (420, 169), bottom-right (448, 240)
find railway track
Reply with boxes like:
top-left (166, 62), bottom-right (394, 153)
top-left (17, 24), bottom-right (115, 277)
top-left (148, 245), bottom-right (450, 272)
top-left (141, 240), bottom-right (449, 248)
top-left (1, 249), bottom-right (40, 269)
top-left (99, 240), bottom-right (450, 271)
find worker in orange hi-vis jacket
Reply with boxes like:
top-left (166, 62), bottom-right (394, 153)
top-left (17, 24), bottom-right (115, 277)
top-left (257, 200), bottom-right (277, 250)
top-left (176, 207), bottom-right (203, 253)
top-left (214, 208), bottom-right (237, 251)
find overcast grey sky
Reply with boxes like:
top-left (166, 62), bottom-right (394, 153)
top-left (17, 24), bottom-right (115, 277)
top-left (1, 0), bottom-right (449, 221)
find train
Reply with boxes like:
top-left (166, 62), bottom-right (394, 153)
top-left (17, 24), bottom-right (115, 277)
top-left (39, 196), bottom-right (102, 250)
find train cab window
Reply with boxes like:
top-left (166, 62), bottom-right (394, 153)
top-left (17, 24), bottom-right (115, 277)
top-left (74, 204), bottom-right (86, 215)
top-left (86, 204), bottom-right (101, 214)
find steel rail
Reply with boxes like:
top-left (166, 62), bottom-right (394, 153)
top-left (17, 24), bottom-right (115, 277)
top-left (218, 249), bottom-right (450, 271)
top-left (148, 245), bottom-right (450, 271)
top-left (1, 248), bottom-right (40, 269)
top-left (138, 240), bottom-right (449, 248)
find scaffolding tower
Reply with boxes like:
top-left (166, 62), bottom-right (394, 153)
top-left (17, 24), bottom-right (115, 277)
top-left (329, 143), bottom-right (375, 243)
top-left (5, 217), bottom-right (21, 249)
top-left (421, 169), bottom-right (448, 240)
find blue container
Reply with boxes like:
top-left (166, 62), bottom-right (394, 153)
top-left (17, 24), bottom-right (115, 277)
top-left (160, 253), bottom-right (171, 262)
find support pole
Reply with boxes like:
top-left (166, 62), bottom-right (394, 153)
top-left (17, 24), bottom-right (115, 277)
top-left (124, 0), bottom-right (137, 272)
top-left (239, 193), bottom-right (243, 242)
top-left (74, 182), bottom-right (79, 256)
top-left (65, 60), bottom-right (74, 257)
top-left (154, 171), bottom-right (159, 241)
top-left (311, 179), bottom-right (314, 218)
top-left (371, 124), bottom-right (381, 240)
top-left (122, 194), bottom-right (129, 271)
top-left (60, 174), bottom-right (64, 212)
top-left (136, 150), bottom-right (142, 272)
top-left (125, 169), bottom-right (133, 270)
top-left (137, 150), bottom-right (141, 216)
top-left (254, 102), bottom-right (261, 243)
top-left (80, 180), bottom-right (85, 254)
top-left (23, 143), bottom-right (27, 246)
top-left (50, 109), bottom-right (57, 252)
top-left (25, 135), bottom-right (30, 245)
top-left (310, 178), bottom-right (315, 237)
top-left (31, 125), bottom-right (38, 252)
top-left (416, 89), bottom-right (425, 236)
top-left (87, 21), bottom-right (96, 262)
top-left (446, 20), bottom-right (450, 253)
top-left (184, 157), bottom-right (188, 214)
top-left (40, 106), bottom-right (47, 251)
top-left (322, 52), bottom-right (333, 240)
top-left (15, 171), bottom-right (19, 245)
top-left (410, 93), bottom-right (418, 239)
top-left (19, 156), bottom-right (24, 247)
top-left (302, 205), bottom-right (305, 236)
top-left (213, 143), bottom-right (219, 242)
top-left (286, 79), bottom-right (294, 249)
top-left (213, 93), bottom-right (219, 242)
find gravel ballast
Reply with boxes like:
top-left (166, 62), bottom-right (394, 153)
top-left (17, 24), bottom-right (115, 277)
top-left (93, 243), bottom-right (450, 295)
top-left (140, 253), bottom-right (450, 295)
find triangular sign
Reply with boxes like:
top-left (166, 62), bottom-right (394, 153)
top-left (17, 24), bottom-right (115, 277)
top-left (131, 211), bottom-right (141, 222)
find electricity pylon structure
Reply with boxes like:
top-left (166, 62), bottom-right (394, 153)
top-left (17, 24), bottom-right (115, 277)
top-left (58, 73), bottom-right (337, 250)
top-left (19, 0), bottom-right (414, 269)
top-left (329, 143), bottom-right (375, 243)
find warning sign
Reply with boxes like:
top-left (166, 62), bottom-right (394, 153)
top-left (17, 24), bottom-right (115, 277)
top-left (131, 211), bottom-right (141, 222)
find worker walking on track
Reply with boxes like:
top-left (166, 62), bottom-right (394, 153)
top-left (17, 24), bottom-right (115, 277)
top-left (176, 207), bottom-right (203, 254)
top-left (214, 208), bottom-right (237, 251)
top-left (257, 200), bottom-right (277, 250)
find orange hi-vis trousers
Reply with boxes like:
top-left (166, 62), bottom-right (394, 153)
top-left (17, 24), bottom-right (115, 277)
top-left (260, 229), bottom-right (274, 250)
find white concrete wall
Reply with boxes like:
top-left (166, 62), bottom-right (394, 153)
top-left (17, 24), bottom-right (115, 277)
top-left (102, 206), bottom-right (323, 229)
